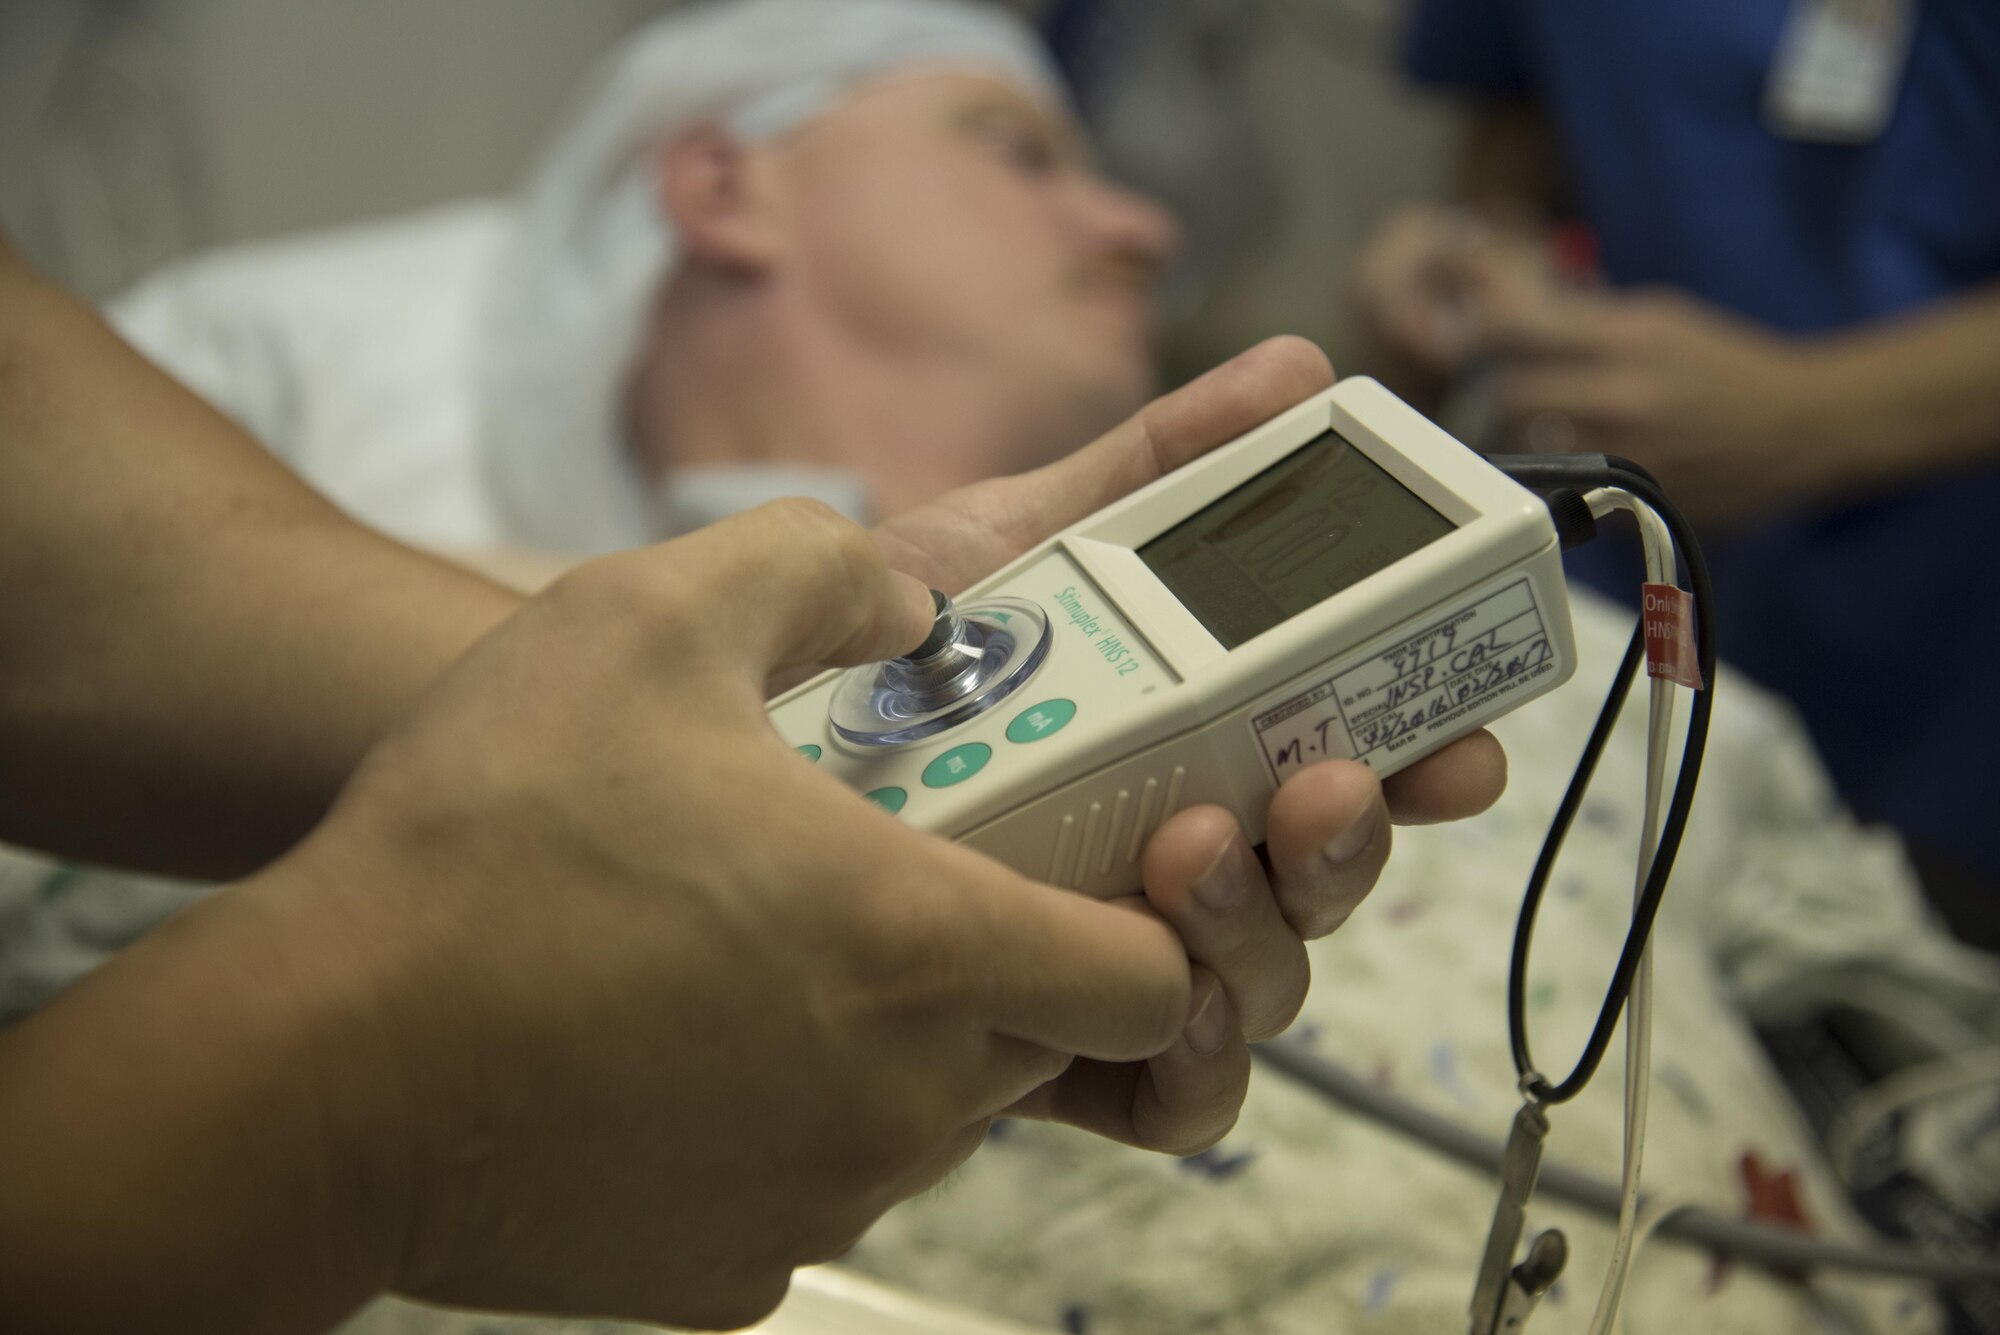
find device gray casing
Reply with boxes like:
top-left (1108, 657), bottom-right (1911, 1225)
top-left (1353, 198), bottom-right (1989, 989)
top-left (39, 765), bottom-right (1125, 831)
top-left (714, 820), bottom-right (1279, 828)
top-left (768, 379), bottom-right (1577, 898)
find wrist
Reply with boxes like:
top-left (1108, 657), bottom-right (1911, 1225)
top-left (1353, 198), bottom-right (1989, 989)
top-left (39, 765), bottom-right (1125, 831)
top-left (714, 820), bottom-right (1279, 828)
top-left (0, 864), bottom-right (405, 1330)
top-left (1774, 338), bottom-right (1889, 502)
top-left (258, 813), bottom-right (523, 1303)
top-left (229, 854), bottom-right (424, 1301)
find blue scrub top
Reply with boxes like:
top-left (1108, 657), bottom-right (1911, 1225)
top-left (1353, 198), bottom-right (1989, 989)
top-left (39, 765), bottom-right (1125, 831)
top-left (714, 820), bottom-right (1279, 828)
top-left (1406, 0), bottom-right (2000, 880)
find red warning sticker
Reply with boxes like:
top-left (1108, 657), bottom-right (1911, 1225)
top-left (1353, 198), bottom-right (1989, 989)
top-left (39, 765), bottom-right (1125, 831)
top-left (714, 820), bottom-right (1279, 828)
top-left (1642, 583), bottom-right (1703, 690)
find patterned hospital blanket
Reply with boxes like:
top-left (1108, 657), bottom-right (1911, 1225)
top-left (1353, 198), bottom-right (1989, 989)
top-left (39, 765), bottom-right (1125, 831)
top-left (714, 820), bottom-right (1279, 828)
top-left (835, 589), bottom-right (1963, 1335)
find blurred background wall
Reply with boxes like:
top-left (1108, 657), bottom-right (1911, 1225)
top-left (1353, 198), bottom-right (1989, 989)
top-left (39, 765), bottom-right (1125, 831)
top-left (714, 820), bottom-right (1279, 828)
top-left (0, 0), bottom-right (1459, 372)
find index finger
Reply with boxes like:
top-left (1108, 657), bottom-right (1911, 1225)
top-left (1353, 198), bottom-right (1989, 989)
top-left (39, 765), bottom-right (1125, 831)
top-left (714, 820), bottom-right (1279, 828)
top-left (604, 498), bottom-right (937, 678)
top-left (1381, 729), bottom-right (1508, 825)
top-left (869, 338), bottom-right (1335, 596)
top-left (1040, 335), bottom-right (1334, 520)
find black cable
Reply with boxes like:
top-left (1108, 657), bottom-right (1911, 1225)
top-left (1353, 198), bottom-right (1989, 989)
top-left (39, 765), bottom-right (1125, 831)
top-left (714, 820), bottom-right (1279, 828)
top-left (1542, 487), bottom-right (1599, 550)
top-left (1486, 454), bottom-right (1718, 1105)
top-left (1505, 623), bottom-right (1643, 1087)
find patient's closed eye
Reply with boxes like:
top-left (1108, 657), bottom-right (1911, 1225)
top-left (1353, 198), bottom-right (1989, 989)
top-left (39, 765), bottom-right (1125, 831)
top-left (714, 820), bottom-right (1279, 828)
top-left (962, 110), bottom-right (1060, 175)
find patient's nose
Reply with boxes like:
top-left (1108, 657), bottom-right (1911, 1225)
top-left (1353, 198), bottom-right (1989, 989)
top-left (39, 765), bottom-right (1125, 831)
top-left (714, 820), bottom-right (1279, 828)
top-left (1075, 177), bottom-right (1181, 279)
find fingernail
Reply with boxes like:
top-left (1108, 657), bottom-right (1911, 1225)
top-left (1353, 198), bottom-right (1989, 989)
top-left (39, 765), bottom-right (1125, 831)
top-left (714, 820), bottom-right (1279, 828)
top-left (1193, 837), bottom-right (1248, 912)
top-left (1184, 978), bottom-right (1230, 1057)
top-left (1322, 798), bottom-right (1386, 867)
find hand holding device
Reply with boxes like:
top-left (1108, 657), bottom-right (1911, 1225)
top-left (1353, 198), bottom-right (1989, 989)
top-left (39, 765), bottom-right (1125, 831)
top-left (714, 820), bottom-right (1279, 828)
top-left (245, 501), bottom-right (1211, 1329)
top-left (0, 329), bottom-right (1510, 1333)
top-left (852, 339), bottom-right (1510, 1154)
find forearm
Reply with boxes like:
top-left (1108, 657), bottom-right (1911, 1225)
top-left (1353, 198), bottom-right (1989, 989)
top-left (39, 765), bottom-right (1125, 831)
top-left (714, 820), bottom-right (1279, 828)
top-left (1803, 283), bottom-right (2000, 493)
top-left (0, 865), bottom-right (402, 1332)
top-left (0, 242), bottom-right (521, 877)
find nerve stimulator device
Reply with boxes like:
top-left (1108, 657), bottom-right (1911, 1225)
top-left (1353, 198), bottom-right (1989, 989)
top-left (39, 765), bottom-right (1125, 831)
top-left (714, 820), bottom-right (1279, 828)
top-left (769, 378), bottom-right (1579, 899)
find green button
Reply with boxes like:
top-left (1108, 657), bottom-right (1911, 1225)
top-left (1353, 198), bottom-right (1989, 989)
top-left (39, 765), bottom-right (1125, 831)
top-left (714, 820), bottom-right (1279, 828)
top-left (1006, 699), bottom-right (1077, 745)
top-left (864, 787), bottom-right (907, 814)
top-left (922, 743), bottom-right (992, 789)
top-left (795, 744), bottom-right (822, 762)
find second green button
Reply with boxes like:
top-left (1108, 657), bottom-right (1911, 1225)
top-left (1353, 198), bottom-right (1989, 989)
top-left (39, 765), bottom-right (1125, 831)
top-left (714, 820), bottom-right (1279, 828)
top-left (922, 743), bottom-right (992, 788)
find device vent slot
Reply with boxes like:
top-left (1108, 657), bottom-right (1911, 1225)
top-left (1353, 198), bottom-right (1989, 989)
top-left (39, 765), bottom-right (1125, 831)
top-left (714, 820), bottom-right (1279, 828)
top-left (1163, 766), bottom-right (1187, 816)
top-left (1126, 777), bottom-right (1161, 863)
top-left (1150, 766), bottom-right (1188, 843)
top-left (1100, 789), bottom-right (1132, 876)
top-left (1072, 802), bottom-right (1105, 889)
top-left (1048, 813), bottom-right (1078, 885)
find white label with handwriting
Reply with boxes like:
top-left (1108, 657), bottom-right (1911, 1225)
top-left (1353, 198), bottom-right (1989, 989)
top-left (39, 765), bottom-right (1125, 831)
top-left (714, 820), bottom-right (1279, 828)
top-left (1252, 578), bottom-right (1555, 782)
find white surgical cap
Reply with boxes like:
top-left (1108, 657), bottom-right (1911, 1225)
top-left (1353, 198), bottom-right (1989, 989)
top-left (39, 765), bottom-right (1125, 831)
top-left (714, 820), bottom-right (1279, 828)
top-left (474, 0), bottom-right (1063, 556)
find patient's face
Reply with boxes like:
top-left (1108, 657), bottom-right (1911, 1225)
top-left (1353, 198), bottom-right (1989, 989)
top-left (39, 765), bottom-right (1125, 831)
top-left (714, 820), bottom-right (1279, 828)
top-left (771, 71), bottom-right (1178, 473)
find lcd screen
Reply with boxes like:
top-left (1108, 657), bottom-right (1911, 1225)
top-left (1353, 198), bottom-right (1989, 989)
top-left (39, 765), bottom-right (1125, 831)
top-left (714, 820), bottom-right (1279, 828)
top-left (1137, 429), bottom-right (1455, 650)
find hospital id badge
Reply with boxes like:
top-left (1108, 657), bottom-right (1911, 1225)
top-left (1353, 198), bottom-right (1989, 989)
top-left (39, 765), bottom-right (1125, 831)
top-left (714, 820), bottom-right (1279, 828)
top-left (1764, 0), bottom-right (1917, 143)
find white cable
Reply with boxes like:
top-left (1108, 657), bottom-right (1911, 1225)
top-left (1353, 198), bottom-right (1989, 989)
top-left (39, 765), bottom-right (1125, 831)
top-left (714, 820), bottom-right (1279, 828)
top-left (1828, 1043), bottom-right (2000, 1187)
top-left (1578, 486), bottom-right (1682, 1335)
top-left (1626, 1194), bottom-right (1697, 1265)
